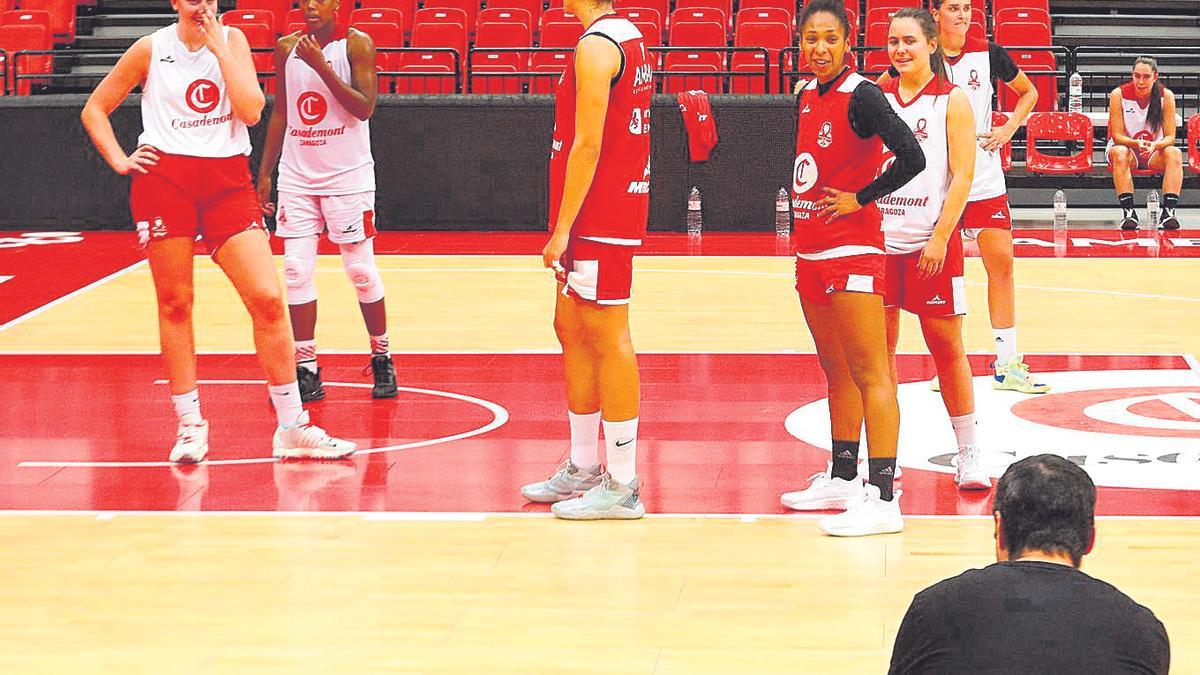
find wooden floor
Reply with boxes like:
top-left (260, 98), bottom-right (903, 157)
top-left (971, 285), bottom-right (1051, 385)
top-left (1, 250), bottom-right (1198, 672)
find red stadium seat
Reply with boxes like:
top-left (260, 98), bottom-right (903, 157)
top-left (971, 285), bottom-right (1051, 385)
top-left (353, 21), bottom-right (402, 92)
top-left (477, 8), bottom-right (533, 37)
top-left (395, 57), bottom-right (456, 93)
top-left (1001, 49), bottom-right (1058, 112)
top-left (470, 51), bottom-right (524, 93)
top-left (286, 20), bottom-right (306, 35)
top-left (485, 0), bottom-right (543, 29)
top-left (864, 20), bottom-right (888, 47)
top-left (235, 0), bottom-right (289, 35)
top-left (0, 9), bottom-right (51, 30)
top-left (285, 8), bottom-right (304, 33)
top-left (399, 20), bottom-right (463, 93)
top-left (662, 50), bottom-right (723, 93)
top-left (614, 0), bottom-right (669, 29)
top-left (864, 7), bottom-right (903, 32)
top-left (739, 0), bottom-right (793, 22)
top-left (968, 21), bottom-right (986, 41)
top-left (671, 8), bottom-right (728, 36)
top-left (0, 22), bottom-right (50, 95)
top-left (476, 20), bottom-right (530, 48)
top-left (351, 8), bottom-right (403, 33)
top-left (631, 20), bottom-right (662, 50)
top-left (992, 111), bottom-right (1014, 173)
top-left (995, 7), bottom-right (1051, 30)
top-left (994, 21), bottom-right (1051, 47)
top-left (19, 0), bottom-right (73, 45)
top-left (410, 19), bottom-right (466, 66)
top-left (735, 7), bottom-right (790, 32)
top-left (992, 0), bottom-right (1050, 19)
top-left (669, 20), bottom-right (724, 47)
top-left (222, 10), bottom-right (274, 31)
top-left (735, 20), bottom-right (789, 49)
top-left (231, 21), bottom-right (275, 92)
top-left (361, 0), bottom-right (418, 37)
top-left (414, 6), bottom-right (468, 31)
top-left (529, 50), bottom-right (568, 93)
top-left (1189, 114), bottom-right (1200, 175)
top-left (1025, 112), bottom-right (1094, 175)
top-left (734, 21), bottom-right (787, 93)
top-left (423, 0), bottom-right (480, 36)
top-left (619, 7), bottom-right (661, 33)
top-left (863, 48), bottom-right (890, 74)
top-left (675, 0), bottom-right (732, 29)
top-left (865, 0), bottom-right (921, 12)
top-left (538, 20), bottom-right (582, 48)
top-left (729, 49), bottom-right (769, 93)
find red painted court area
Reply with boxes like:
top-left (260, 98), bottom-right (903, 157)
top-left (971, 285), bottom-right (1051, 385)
top-left (1, 353), bottom-right (1197, 516)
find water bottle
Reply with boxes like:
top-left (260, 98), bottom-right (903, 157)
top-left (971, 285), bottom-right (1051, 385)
top-left (774, 187), bottom-right (791, 237)
top-left (1148, 189), bottom-right (1160, 229)
top-left (686, 186), bottom-right (703, 237)
top-left (1068, 71), bottom-right (1083, 114)
top-left (1053, 189), bottom-right (1067, 231)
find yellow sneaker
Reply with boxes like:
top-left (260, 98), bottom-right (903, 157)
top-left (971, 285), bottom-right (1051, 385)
top-left (993, 355), bottom-right (1050, 394)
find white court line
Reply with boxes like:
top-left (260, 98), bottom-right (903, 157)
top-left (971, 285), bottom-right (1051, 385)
top-left (0, 510), bottom-right (1197, 521)
top-left (1185, 354), bottom-right (1200, 382)
top-left (18, 380), bottom-right (509, 469)
top-left (0, 259), bottom-right (147, 333)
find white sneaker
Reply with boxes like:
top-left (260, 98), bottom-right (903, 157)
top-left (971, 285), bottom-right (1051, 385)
top-left (955, 445), bottom-right (991, 490)
top-left (170, 414), bottom-right (209, 463)
top-left (781, 470), bottom-right (864, 511)
top-left (818, 483), bottom-right (904, 537)
top-left (272, 410), bottom-right (356, 460)
top-left (857, 460), bottom-right (902, 480)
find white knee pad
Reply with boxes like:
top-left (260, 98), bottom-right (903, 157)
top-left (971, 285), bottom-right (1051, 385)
top-left (340, 240), bottom-right (385, 304)
top-left (283, 236), bottom-right (319, 305)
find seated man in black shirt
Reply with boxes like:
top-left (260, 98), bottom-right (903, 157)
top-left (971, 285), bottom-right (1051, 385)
top-left (889, 454), bottom-right (1169, 674)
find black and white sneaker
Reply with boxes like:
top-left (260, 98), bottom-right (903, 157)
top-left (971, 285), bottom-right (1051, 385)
top-left (369, 354), bottom-right (398, 399)
top-left (296, 366), bottom-right (325, 403)
top-left (1159, 210), bottom-right (1180, 230)
top-left (1120, 210), bottom-right (1140, 230)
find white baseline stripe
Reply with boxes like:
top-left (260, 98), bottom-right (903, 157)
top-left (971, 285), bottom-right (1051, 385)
top-left (1185, 354), bottom-right (1200, 382)
top-left (0, 259), bottom-right (147, 333)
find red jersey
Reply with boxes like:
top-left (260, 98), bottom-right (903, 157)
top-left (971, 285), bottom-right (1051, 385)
top-left (792, 70), bottom-right (885, 258)
top-left (549, 16), bottom-right (652, 244)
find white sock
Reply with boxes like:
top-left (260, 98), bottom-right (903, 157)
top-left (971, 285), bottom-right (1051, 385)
top-left (603, 417), bottom-right (638, 485)
top-left (950, 413), bottom-right (977, 450)
top-left (993, 327), bottom-right (1017, 364)
top-left (269, 382), bottom-right (304, 428)
top-left (296, 339), bottom-right (318, 374)
top-left (568, 410), bottom-right (601, 470)
top-left (171, 389), bottom-right (200, 419)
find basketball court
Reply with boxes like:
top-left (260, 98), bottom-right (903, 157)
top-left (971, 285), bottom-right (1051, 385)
top-left (1, 228), bottom-right (1198, 672)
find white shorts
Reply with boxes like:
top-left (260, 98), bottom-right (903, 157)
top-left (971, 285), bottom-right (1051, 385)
top-left (275, 191), bottom-right (377, 244)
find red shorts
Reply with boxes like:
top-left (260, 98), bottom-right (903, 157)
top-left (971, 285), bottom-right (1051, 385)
top-left (555, 237), bottom-right (636, 305)
top-left (884, 233), bottom-right (966, 317)
top-left (794, 254), bottom-right (885, 304)
top-left (959, 194), bottom-right (1012, 235)
top-left (130, 152), bottom-right (264, 254)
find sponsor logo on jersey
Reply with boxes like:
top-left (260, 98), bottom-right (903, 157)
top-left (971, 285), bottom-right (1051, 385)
top-left (297, 91), bottom-right (328, 126)
top-left (793, 152), bottom-right (819, 196)
top-left (968, 69), bottom-right (981, 91)
top-left (185, 79), bottom-right (220, 114)
top-left (817, 121), bottom-right (834, 148)
top-left (632, 62), bottom-right (653, 89)
top-left (801, 104), bottom-right (812, 114)
top-left (913, 118), bottom-right (929, 143)
top-left (151, 216), bottom-right (167, 238)
top-left (927, 294), bottom-right (947, 305)
top-left (992, 211), bottom-right (1007, 219)
top-left (627, 159), bottom-right (651, 194)
top-left (159, 55), bottom-right (176, 63)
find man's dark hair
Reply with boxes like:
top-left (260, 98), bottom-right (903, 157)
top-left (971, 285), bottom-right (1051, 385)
top-left (994, 455), bottom-right (1096, 567)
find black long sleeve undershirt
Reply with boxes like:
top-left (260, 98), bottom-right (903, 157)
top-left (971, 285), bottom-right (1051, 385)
top-left (813, 74), bottom-right (926, 206)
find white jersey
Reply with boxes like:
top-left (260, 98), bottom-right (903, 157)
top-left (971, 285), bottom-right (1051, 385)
top-left (941, 37), bottom-right (1017, 202)
top-left (1106, 82), bottom-right (1165, 152)
top-left (277, 29), bottom-right (375, 195)
top-left (138, 24), bottom-right (251, 158)
top-left (878, 77), bottom-right (956, 254)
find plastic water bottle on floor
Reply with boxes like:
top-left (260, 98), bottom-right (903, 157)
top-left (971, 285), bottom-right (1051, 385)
top-left (774, 187), bottom-right (791, 238)
top-left (1053, 189), bottom-right (1067, 231)
top-left (687, 186), bottom-right (703, 237)
top-left (1148, 189), bottom-right (1160, 229)
top-left (1068, 71), bottom-right (1083, 114)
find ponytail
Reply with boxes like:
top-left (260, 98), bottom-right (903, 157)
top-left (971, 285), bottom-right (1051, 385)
top-left (1135, 56), bottom-right (1164, 134)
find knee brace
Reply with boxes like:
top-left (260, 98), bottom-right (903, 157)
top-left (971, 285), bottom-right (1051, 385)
top-left (283, 236), bottom-right (319, 305)
top-left (340, 241), bottom-right (385, 304)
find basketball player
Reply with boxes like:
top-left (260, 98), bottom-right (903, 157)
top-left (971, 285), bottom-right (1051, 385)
top-left (778, 0), bottom-right (925, 536)
top-left (880, 0), bottom-right (1048, 395)
top-left (255, 0), bottom-right (397, 402)
top-left (81, 0), bottom-right (355, 462)
top-left (878, 8), bottom-right (989, 490)
top-left (520, 0), bottom-right (652, 520)
top-left (1107, 56), bottom-right (1183, 230)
